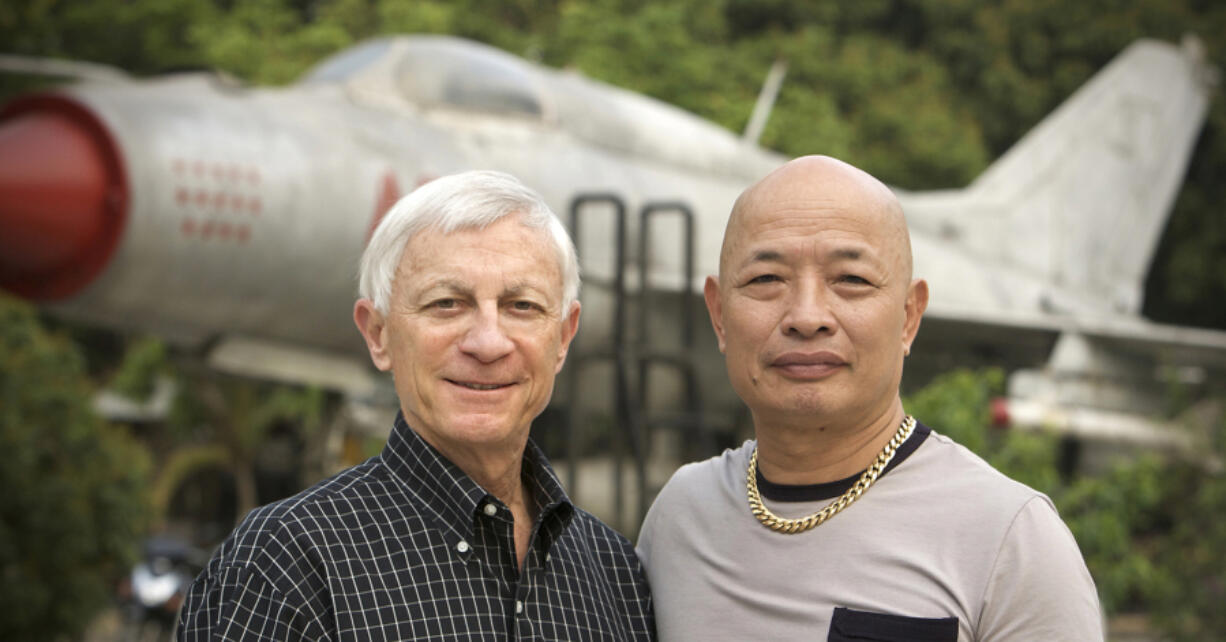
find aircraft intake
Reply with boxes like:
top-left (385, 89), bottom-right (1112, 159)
top-left (0, 94), bottom-right (128, 301)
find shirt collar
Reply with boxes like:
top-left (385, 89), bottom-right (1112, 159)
top-left (380, 412), bottom-right (575, 547)
top-left (522, 437), bottom-right (576, 544)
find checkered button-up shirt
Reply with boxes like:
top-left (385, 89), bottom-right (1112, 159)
top-left (177, 413), bottom-right (655, 641)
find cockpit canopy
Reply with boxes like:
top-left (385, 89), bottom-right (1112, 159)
top-left (304, 36), bottom-right (545, 118)
top-left (303, 35), bottom-right (779, 178)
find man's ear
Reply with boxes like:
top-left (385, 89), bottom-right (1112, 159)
top-left (703, 276), bottom-right (727, 353)
top-left (354, 299), bottom-right (393, 371)
top-left (902, 278), bottom-right (929, 355)
top-left (554, 301), bottom-right (582, 374)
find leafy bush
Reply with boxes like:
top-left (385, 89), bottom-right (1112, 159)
top-left (1148, 440), bottom-right (1226, 638)
top-left (0, 295), bottom-right (152, 639)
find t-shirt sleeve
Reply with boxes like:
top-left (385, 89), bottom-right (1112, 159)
top-left (177, 563), bottom-right (332, 642)
top-left (635, 477), bottom-right (665, 570)
top-left (976, 495), bottom-right (1105, 641)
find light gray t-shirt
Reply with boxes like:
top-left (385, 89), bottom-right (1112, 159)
top-left (637, 424), bottom-right (1103, 641)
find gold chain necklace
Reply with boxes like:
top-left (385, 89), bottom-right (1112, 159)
top-left (746, 415), bottom-right (916, 534)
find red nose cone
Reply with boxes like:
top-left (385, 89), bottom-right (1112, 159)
top-left (0, 111), bottom-right (107, 269)
top-left (0, 94), bottom-right (127, 300)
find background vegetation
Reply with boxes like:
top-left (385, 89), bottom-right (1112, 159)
top-left (2, 0), bottom-right (1224, 638)
top-left (0, 295), bottom-right (151, 640)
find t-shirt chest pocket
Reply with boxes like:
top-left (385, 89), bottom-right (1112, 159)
top-left (828, 607), bottom-right (959, 642)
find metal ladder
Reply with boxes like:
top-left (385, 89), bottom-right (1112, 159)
top-left (561, 194), bottom-right (705, 532)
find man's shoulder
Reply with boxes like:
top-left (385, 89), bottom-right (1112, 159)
top-left (908, 427), bottom-right (1054, 514)
top-left (212, 456), bottom-right (393, 567)
top-left (663, 440), bottom-right (753, 491)
top-left (913, 431), bottom-right (1104, 637)
top-left (645, 440), bottom-right (753, 524)
top-left (566, 507), bottom-right (639, 554)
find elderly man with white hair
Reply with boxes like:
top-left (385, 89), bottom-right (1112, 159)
top-left (178, 170), bottom-right (655, 641)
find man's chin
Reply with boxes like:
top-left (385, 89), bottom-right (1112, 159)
top-left (740, 372), bottom-right (840, 402)
top-left (753, 389), bottom-right (851, 421)
top-left (434, 413), bottom-right (528, 445)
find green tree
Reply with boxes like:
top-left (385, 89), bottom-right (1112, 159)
top-left (193, 0), bottom-right (354, 84)
top-left (1147, 422), bottom-right (1226, 639)
top-left (0, 0), bottom-right (216, 74)
top-left (169, 373), bottom-right (330, 521)
top-left (107, 341), bottom-right (334, 528)
top-left (0, 295), bottom-right (151, 640)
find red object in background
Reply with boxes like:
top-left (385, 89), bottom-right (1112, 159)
top-left (364, 170), bottom-right (401, 243)
top-left (990, 397), bottom-right (1011, 428)
top-left (0, 94), bottom-right (128, 300)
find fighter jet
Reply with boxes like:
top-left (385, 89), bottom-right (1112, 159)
top-left (0, 34), bottom-right (1219, 465)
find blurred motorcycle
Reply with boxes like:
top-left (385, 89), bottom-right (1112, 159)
top-left (116, 535), bottom-right (207, 641)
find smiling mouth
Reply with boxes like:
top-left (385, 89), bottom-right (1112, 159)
top-left (448, 380), bottom-right (513, 391)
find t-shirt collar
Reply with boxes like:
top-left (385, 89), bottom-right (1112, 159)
top-left (756, 420), bottom-right (933, 503)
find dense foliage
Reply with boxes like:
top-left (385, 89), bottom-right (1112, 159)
top-left (0, 295), bottom-right (151, 640)
top-left (163, 370), bottom-right (330, 523)
top-left (103, 336), bottom-right (332, 529)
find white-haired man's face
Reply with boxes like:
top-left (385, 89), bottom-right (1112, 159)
top-left (355, 214), bottom-right (580, 458)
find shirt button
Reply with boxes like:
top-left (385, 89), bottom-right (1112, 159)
top-left (545, 553), bottom-right (551, 563)
top-left (483, 503), bottom-right (497, 516)
top-left (456, 540), bottom-right (470, 553)
top-left (515, 600), bottom-right (523, 614)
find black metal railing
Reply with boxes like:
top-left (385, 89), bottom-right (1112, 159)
top-left (561, 194), bottom-right (705, 531)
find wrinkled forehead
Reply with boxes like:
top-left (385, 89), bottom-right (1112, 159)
top-left (398, 217), bottom-right (565, 289)
top-left (721, 159), bottom-right (911, 277)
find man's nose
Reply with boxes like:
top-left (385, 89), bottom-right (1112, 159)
top-left (459, 306), bottom-right (515, 362)
top-left (782, 282), bottom-right (837, 338)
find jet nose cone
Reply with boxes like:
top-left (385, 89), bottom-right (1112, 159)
top-left (0, 111), bottom-right (107, 270)
top-left (0, 95), bottom-right (127, 300)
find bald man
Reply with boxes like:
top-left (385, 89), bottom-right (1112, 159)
top-left (636, 156), bottom-right (1103, 640)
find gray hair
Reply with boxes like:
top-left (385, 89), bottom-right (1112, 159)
top-left (358, 170), bottom-right (580, 313)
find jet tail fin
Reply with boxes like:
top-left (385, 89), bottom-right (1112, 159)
top-left (942, 37), bottom-right (1215, 316)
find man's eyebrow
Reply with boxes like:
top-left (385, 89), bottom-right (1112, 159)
top-left (738, 246), bottom-right (873, 268)
top-left (501, 282), bottom-right (552, 299)
top-left (744, 248), bottom-right (866, 263)
top-left (502, 283), bottom-right (530, 297)
top-left (746, 249), bottom-right (784, 264)
top-left (419, 279), bottom-right (472, 295)
top-left (830, 247), bottom-right (863, 261)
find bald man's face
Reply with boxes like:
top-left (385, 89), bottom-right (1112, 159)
top-left (703, 158), bottom-right (927, 429)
